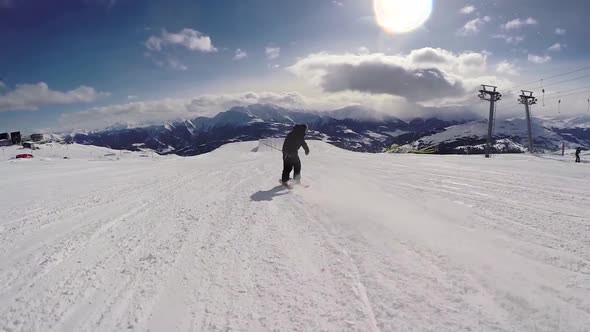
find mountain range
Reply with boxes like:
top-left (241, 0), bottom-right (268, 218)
top-left (63, 104), bottom-right (590, 156)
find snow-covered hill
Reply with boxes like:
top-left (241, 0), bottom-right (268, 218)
top-left (0, 142), bottom-right (168, 162)
top-left (0, 142), bottom-right (588, 330)
top-left (538, 114), bottom-right (590, 129)
top-left (412, 117), bottom-right (590, 153)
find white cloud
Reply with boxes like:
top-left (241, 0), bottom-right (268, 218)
top-left (357, 46), bottom-right (370, 55)
top-left (234, 48), bottom-right (248, 60)
top-left (407, 48), bottom-right (488, 75)
top-left (145, 28), bottom-right (217, 53)
top-left (56, 89), bottom-right (491, 131)
top-left (127, 95), bottom-right (138, 100)
top-left (460, 16), bottom-right (490, 35)
top-left (0, 81), bottom-right (6, 89)
top-left (144, 51), bottom-right (189, 71)
top-left (555, 28), bottom-right (566, 36)
top-left (502, 17), bottom-right (537, 30)
top-left (147, 55), bottom-right (188, 71)
top-left (265, 47), bottom-right (281, 60)
top-left (0, 82), bottom-right (109, 112)
top-left (58, 92), bottom-right (309, 130)
top-left (332, 0), bottom-right (344, 6)
top-left (166, 58), bottom-right (188, 71)
top-left (53, 48), bottom-right (520, 130)
top-left (548, 43), bottom-right (563, 52)
top-left (496, 61), bottom-right (519, 75)
top-left (459, 5), bottom-right (476, 14)
top-left (528, 54), bottom-right (551, 64)
top-left (288, 48), bottom-right (501, 103)
top-left (492, 34), bottom-right (525, 45)
top-left (145, 36), bottom-right (162, 51)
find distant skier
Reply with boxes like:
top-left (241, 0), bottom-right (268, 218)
top-left (281, 124), bottom-right (310, 185)
top-left (575, 147), bottom-right (582, 163)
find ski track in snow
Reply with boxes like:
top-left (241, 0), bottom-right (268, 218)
top-left (0, 142), bottom-right (589, 331)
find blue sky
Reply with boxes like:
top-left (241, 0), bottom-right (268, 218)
top-left (1, 0), bottom-right (589, 132)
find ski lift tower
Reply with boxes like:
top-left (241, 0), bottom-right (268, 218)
top-left (518, 90), bottom-right (537, 153)
top-left (478, 85), bottom-right (502, 158)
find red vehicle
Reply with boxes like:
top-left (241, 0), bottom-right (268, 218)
top-left (16, 154), bottom-right (34, 159)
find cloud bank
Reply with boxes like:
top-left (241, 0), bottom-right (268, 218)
top-left (59, 92), bottom-right (308, 131)
top-left (54, 47), bottom-right (517, 131)
top-left (0, 82), bottom-right (109, 112)
top-left (288, 48), bottom-right (500, 103)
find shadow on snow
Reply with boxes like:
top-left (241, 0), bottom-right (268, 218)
top-left (250, 185), bottom-right (289, 202)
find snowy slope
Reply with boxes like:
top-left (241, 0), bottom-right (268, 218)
top-left (417, 118), bottom-right (561, 145)
top-left (0, 142), bottom-right (589, 331)
top-left (411, 117), bottom-right (585, 153)
top-left (538, 114), bottom-right (590, 129)
top-left (0, 143), bottom-right (167, 162)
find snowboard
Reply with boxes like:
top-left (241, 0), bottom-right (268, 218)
top-left (279, 179), bottom-right (309, 189)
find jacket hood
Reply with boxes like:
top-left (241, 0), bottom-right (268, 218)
top-left (293, 124), bottom-right (307, 134)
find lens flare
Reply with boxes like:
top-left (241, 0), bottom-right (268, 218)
top-left (373, 0), bottom-right (432, 34)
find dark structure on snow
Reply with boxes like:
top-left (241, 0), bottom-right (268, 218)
top-left (23, 142), bottom-right (36, 149)
top-left (11, 131), bottom-right (21, 144)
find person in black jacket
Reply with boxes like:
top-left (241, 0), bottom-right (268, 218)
top-left (575, 147), bottom-right (582, 163)
top-left (281, 124), bottom-right (310, 184)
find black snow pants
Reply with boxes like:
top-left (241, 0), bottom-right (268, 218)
top-left (576, 155), bottom-right (581, 163)
top-left (282, 153), bottom-right (301, 183)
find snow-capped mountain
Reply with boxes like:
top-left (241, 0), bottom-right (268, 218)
top-left (64, 104), bottom-right (590, 156)
top-left (412, 116), bottom-right (590, 154)
top-left (64, 104), bottom-right (460, 155)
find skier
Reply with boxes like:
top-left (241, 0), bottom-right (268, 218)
top-left (575, 147), bottom-right (582, 163)
top-left (281, 124), bottom-right (310, 185)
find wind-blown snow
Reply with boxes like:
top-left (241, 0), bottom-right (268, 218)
top-left (0, 141), bottom-right (589, 331)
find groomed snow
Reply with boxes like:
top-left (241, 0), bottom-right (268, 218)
top-left (0, 141), bottom-right (589, 331)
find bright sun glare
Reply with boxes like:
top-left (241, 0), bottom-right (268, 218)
top-left (373, 0), bottom-right (432, 34)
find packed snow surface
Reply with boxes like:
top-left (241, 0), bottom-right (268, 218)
top-left (0, 141), bottom-right (589, 331)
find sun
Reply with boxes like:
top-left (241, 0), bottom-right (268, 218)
top-left (373, 0), bottom-right (432, 34)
